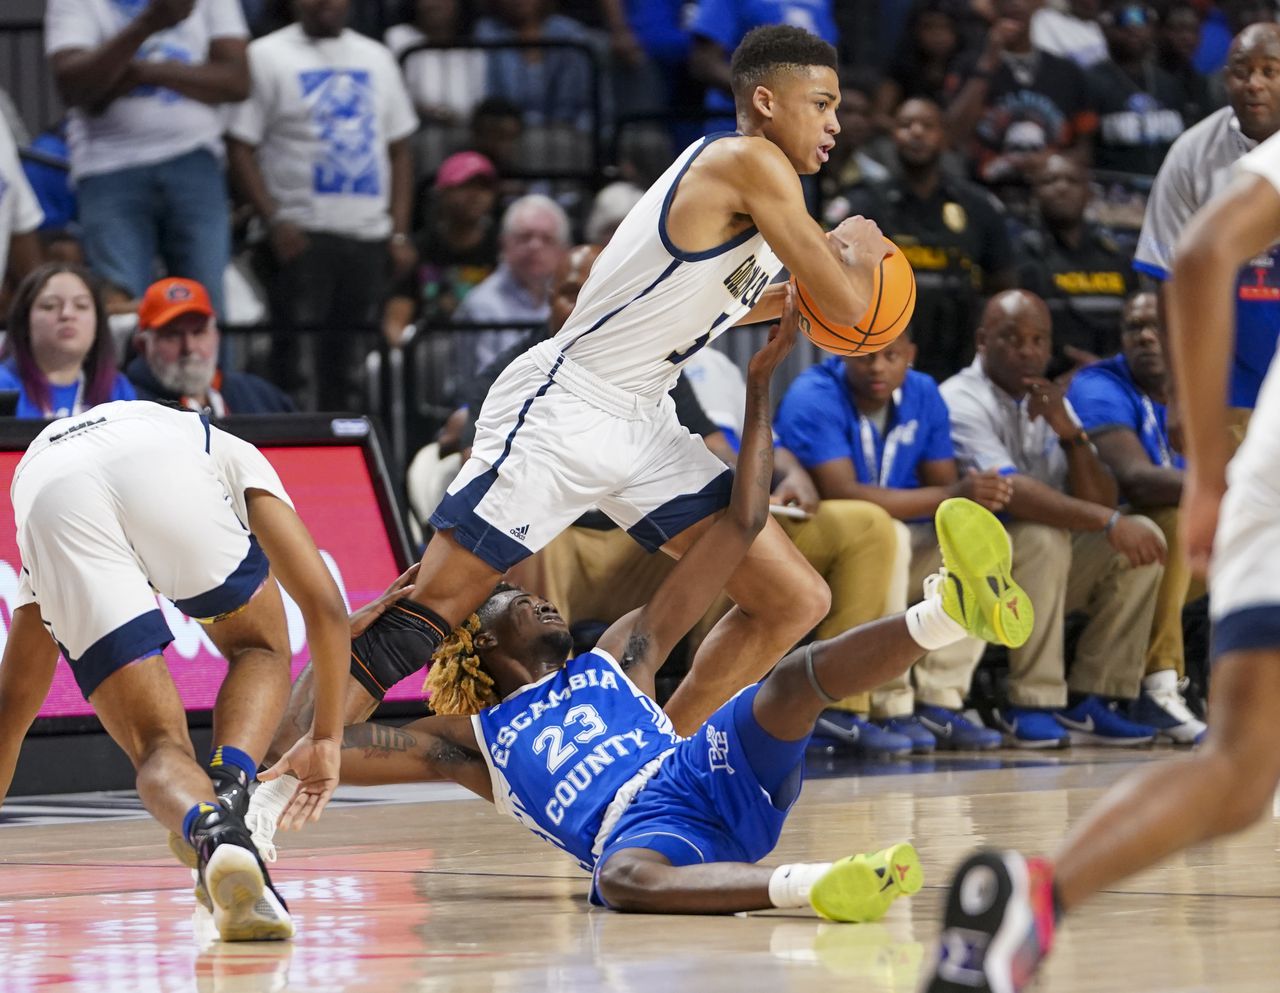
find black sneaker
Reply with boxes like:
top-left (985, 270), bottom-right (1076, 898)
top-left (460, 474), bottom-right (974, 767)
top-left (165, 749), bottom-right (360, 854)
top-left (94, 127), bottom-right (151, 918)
top-left (192, 804), bottom-right (294, 941)
top-left (167, 765), bottom-right (256, 878)
top-left (208, 763), bottom-right (253, 818)
top-left (923, 850), bottom-right (1056, 993)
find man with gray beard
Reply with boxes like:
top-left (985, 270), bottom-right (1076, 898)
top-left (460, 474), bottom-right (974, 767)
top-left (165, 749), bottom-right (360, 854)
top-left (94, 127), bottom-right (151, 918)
top-left (126, 277), bottom-right (295, 416)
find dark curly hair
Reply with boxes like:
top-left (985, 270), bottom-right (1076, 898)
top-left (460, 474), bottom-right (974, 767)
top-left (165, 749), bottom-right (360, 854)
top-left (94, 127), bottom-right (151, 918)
top-left (729, 24), bottom-right (839, 106)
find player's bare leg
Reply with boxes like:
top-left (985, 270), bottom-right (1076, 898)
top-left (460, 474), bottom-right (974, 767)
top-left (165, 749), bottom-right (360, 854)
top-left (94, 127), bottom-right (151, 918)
top-left (661, 515), bottom-right (830, 734)
top-left (90, 655), bottom-right (213, 831)
top-left (205, 577), bottom-right (294, 769)
top-left (91, 654), bottom-right (293, 939)
top-left (1052, 648), bottom-right (1280, 908)
top-left (923, 660), bottom-right (1280, 992)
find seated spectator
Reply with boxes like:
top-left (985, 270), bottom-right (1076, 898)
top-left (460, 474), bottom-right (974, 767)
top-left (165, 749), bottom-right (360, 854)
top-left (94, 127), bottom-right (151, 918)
top-left (226, 0), bottom-right (419, 408)
top-left (584, 181), bottom-right (644, 246)
top-left (385, 0), bottom-right (486, 125)
top-left (1017, 153), bottom-right (1134, 377)
top-left (20, 118), bottom-right (77, 234)
top-left (0, 264), bottom-right (135, 419)
top-left (841, 97), bottom-right (1016, 383)
top-left (474, 1), bottom-right (595, 130)
top-left (385, 152), bottom-right (500, 344)
top-left (0, 116), bottom-right (43, 306)
top-left (876, 0), bottom-right (968, 130)
top-left (1031, 0), bottom-right (1110, 68)
top-left (126, 277), bottom-right (294, 415)
top-left (44, 0), bottom-right (249, 318)
top-left (1156, 0), bottom-right (1218, 124)
top-left (942, 289), bottom-right (1166, 748)
top-left (688, 0), bottom-right (839, 132)
top-left (1087, 1), bottom-right (1188, 174)
top-left (946, 0), bottom-right (1098, 196)
top-left (1066, 290), bottom-right (1206, 743)
top-left (774, 331), bottom-right (1010, 752)
top-left (452, 193), bottom-right (568, 378)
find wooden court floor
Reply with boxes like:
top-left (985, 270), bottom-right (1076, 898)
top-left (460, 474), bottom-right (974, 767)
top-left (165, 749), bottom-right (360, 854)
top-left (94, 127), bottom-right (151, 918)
top-left (2, 747), bottom-right (1276, 993)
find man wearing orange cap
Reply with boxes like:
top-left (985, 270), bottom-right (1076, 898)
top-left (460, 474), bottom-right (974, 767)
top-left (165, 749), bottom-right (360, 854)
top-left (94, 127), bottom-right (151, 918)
top-left (127, 277), bottom-right (295, 416)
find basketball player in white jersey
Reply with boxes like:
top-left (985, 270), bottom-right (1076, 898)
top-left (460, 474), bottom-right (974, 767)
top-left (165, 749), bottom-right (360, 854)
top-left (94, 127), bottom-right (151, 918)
top-left (921, 108), bottom-right (1280, 993)
top-left (307, 303), bottom-right (1030, 921)
top-left (0, 401), bottom-right (350, 941)
top-left (255, 26), bottom-right (891, 807)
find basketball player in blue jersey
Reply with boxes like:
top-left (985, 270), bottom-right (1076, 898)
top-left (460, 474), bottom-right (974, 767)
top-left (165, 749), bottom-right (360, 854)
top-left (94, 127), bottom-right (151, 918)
top-left (919, 106), bottom-right (1280, 993)
top-left (256, 297), bottom-right (1034, 921)
top-left (253, 26), bottom-right (894, 797)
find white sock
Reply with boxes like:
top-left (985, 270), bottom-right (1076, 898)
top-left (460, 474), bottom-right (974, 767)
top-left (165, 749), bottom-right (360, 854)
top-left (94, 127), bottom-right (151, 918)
top-left (768, 862), bottom-right (833, 908)
top-left (906, 596), bottom-right (967, 651)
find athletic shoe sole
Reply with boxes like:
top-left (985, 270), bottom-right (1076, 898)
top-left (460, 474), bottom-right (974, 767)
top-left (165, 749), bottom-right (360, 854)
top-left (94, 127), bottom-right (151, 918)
top-left (1062, 730), bottom-right (1154, 747)
top-left (204, 844), bottom-right (294, 941)
top-left (936, 499), bottom-right (1035, 649)
top-left (926, 851), bottom-right (1032, 993)
top-left (811, 842), bottom-right (923, 922)
top-left (1002, 734), bottom-right (1069, 750)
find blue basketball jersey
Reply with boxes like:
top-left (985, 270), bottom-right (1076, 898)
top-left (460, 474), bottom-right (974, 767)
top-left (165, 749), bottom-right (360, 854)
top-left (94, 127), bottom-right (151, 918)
top-left (471, 649), bottom-right (682, 869)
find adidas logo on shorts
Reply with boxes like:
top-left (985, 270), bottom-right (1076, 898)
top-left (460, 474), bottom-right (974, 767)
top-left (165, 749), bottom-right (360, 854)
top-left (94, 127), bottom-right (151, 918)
top-left (509, 524), bottom-right (530, 541)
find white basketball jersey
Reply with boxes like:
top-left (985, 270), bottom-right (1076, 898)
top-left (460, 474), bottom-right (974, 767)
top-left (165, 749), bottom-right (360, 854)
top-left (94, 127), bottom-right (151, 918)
top-left (552, 133), bottom-right (783, 399)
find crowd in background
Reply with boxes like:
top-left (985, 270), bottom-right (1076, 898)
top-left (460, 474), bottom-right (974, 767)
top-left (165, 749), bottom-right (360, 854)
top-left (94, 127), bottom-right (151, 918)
top-left (2, 0), bottom-right (1273, 755)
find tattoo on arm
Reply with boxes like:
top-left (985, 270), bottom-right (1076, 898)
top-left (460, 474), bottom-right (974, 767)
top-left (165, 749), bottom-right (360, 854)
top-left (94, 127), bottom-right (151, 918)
top-left (341, 722), bottom-right (483, 771)
top-left (621, 630), bottom-right (650, 671)
top-left (341, 724), bottom-right (417, 760)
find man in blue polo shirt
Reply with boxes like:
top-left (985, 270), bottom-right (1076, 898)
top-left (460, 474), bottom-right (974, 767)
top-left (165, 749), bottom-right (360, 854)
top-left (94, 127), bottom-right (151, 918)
top-left (775, 329), bottom-right (1011, 751)
top-left (1067, 291), bottom-right (1206, 744)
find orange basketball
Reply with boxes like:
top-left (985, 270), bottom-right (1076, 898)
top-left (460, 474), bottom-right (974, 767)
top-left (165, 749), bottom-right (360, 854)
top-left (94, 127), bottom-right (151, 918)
top-left (791, 240), bottom-right (916, 356)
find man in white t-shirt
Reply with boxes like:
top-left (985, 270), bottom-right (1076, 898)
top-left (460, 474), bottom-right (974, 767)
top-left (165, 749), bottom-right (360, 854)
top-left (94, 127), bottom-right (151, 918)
top-left (226, 0), bottom-right (418, 409)
top-left (43, 0), bottom-right (250, 316)
top-left (0, 115), bottom-right (43, 298)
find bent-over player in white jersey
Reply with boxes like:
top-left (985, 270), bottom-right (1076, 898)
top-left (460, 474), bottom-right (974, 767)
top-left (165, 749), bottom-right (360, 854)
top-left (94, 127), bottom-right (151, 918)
top-left (921, 108), bottom-right (1280, 993)
top-left (255, 299), bottom-right (1030, 921)
top-left (0, 401), bottom-right (350, 942)
top-left (258, 26), bottom-right (893, 806)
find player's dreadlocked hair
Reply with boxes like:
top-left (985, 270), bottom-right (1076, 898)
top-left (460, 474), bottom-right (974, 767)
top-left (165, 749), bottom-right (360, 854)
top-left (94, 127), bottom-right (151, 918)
top-left (422, 583), bottom-right (517, 716)
top-left (729, 24), bottom-right (838, 106)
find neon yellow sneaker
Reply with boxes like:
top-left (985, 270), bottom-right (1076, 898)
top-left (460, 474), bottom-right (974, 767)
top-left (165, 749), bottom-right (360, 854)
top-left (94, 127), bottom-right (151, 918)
top-left (808, 842), bottom-right (923, 922)
top-left (934, 498), bottom-right (1034, 649)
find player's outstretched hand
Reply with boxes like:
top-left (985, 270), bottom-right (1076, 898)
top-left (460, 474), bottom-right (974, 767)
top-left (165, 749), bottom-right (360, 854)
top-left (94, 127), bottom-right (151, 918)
top-left (259, 735), bottom-right (341, 831)
top-left (349, 563), bottom-right (421, 639)
top-left (828, 216), bottom-right (893, 269)
top-left (748, 282), bottom-right (800, 380)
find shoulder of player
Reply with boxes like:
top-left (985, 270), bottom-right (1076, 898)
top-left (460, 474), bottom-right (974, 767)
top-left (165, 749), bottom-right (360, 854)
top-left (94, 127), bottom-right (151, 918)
top-left (701, 135), bottom-right (796, 187)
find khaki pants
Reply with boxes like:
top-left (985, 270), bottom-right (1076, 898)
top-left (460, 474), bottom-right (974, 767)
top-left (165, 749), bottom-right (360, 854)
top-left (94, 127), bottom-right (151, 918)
top-left (1003, 520), bottom-right (1165, 708)
top-left (1132, 404), bottom-right (1246, 678)
top-left (1138, 506), bottom-right (1206, 679)
top-left (508, 499), bottom-right (899, 679)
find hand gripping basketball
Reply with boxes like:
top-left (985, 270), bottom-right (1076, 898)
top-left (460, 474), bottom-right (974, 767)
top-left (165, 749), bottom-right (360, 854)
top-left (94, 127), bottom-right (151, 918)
top-left (792, 238), bottom-right (916, 356)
